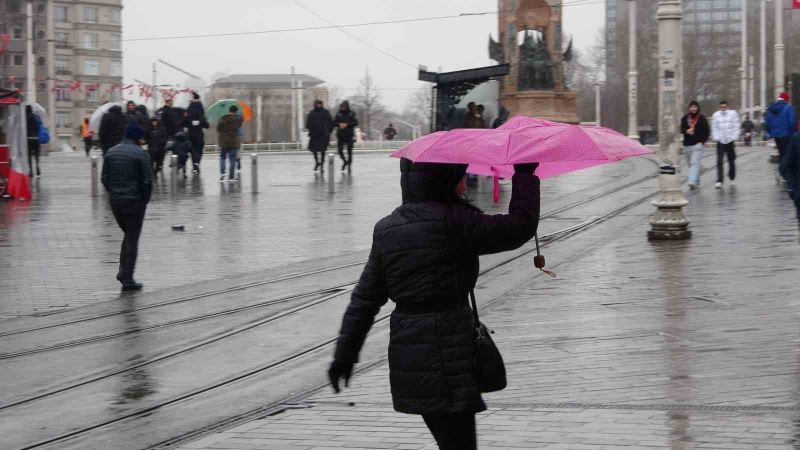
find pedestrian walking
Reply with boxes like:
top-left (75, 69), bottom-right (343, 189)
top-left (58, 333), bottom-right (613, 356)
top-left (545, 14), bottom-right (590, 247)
top-left (158, 97), bottom-right (183, 139)
top-left (680, 100), bottom-right (710, 189)
top-left (383, 123), bottom-right (397, 141)
top-left (306, 99), bottom-right (333, 172)
top-left (80, 117), bottom-right (94, 156)
top-left (335, 100), bottom-right (358, 172)
top-left (741, 114), bottom-right (755, 146)
top-left (125, 101), bottom-right (147, 130)
top-left (711, 100), bottom-right (740, 188)
top-left (328, 159), bottom-right (541, 450)
top-left (765, 92), bottom-right (798, 165)
top-left (216, 105), bottom-right (243, 181)
top-left (99, 105), bottom-right (126, 156)
top-left (184, 92), bottom-right (209, 175)
top-left (779, 132), bottom-right (800, 226)
top-left (25, 105), bottom-right (42, 177)
top-left (173, 131), bottom-right (192, 176)
top-left (145, 118), bottom-right (167, 174)
top-left (462, 102), bottom-right (486, 129)
top-left (101, 123), bottom-right (152, 291)
top-left (492, 106), bottom-right (510, 129)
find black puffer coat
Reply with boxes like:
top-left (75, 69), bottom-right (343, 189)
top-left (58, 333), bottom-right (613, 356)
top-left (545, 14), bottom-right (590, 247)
top-left (334, 159), bottom-right (540, 415)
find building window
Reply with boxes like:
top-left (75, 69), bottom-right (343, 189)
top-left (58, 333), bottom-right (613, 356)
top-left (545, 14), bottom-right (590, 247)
top-left (55, 58), bottom-right (68, 72)
top-left (37, 56), bottom-right (45, 66)
top-left (110, 34), bottom-right (122, 51)
top-left (84, 59), bottom-right (99, 75)
top-left (83, 6), bottom-right (98, 23)
top-left (13, 54), bottom-right (24, 66)
top-left (55, 32), bottom-right (68, 44)
top-left (110, 9), bottom-right (121, 24)
top-left (84, 32), bottom-right (98, 50)
top-left (110, 61), bottom-right (122, 77)
top-left (53, 5), bottom-right (68, 22)
top-left (55, 88), bottom-right (71, 102)
top-left (13, 28), bottom-right (23, 39)
top-left (56, 112), bottom-right (71, 129)
top-left (86, 89), bottom-right (98, 101)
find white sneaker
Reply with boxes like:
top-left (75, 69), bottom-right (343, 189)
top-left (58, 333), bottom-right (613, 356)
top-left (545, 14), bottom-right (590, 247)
top-left (219, 173), bottom-right (226, 181)
top-left (714, 182), bottom-right (722, 189)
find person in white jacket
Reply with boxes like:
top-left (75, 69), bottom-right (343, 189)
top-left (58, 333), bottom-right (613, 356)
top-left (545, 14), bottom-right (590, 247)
top-left (711, 100), bottom-right (741, 188)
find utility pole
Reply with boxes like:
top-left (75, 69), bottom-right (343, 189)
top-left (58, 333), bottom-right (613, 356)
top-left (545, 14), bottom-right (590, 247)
top-left (627, 0), bottom-right (639, 139)
top-left (740, 0), bottom-right (748, 114)
top-left (759, 0), bottom-right (767, 113)
top-left (649, 0), bottom-right (691, 241)
top-left (297, 77), bottom-right (304, 148)
top-left (151, 62), bottom-right (157, 112)
top-left (774, 0), bottom-right (785, 97)
top-left (290, 66), bottom-right (297, 143)
top-left (749, 56), bottom-right (755, 117)
top-left (594, 82), bottom-right (601, 126)
top-left (25, 1), bottom-right (36, 104)
top-left (46, 0), bottom-right (55, 145)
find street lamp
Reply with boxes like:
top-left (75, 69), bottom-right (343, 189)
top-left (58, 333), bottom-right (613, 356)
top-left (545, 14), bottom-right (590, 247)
top-left (774, 0), bottom-right (785, 97)
top-left (648, 0), bottom-right (691, 241)
top-left (627, 0), bottom-right (639, 140)
top-left (594, 82), bottom-right (601, 127)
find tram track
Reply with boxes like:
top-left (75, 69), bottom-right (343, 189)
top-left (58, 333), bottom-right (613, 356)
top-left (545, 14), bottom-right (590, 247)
top-left (11, 151), bottom-right (761, 450)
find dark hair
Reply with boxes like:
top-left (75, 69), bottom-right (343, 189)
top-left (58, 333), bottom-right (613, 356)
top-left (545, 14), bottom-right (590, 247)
top-left (688, 100), bottom-right (699, 108)
top-left (719, 100), bottom-right (728, 105)
top-left (229, 105), bottom-right (238, 113)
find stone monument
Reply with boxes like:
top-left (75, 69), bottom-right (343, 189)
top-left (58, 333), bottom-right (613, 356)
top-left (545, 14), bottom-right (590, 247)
top-left (489, 0), bottom-right (578, 123)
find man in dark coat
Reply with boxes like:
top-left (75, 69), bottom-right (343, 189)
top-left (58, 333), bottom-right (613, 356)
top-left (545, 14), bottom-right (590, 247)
top-left (99, 105), bottom-right (127, 156)
top-left (184, 93), bottom-right (209, 174)
top-left (383, 123), bottom-right (397, 141)
top-left (334, 100), bottom-right (358, 172)
top-left (329, 159), bottom-right (540, 449)
top-left (306, 99), bottom-right (333, 172)
top-left (680, 100), bottom-right (710, 189)
top-left (145, 118), bottom-right (167, 173)
top-left (158, 98), bottom-right (183, 139)
top-left (25, 105), bottom-right (42, 177)
top-left (780, 132), bottom-right (800, 225)
top-left (101, 123), bottom-right (152, 291)
top-left (216, 106), bottom-right (243, 181)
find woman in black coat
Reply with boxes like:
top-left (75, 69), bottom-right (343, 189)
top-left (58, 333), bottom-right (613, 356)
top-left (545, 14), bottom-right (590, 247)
top-left (306, 99), bottom-right (333, 172)
top-left (329, 159), bottom-right (540, 449)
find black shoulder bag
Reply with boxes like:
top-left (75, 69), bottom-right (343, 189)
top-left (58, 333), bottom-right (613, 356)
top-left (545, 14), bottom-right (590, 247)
top-left (470, 290), bottom-right (507, 393)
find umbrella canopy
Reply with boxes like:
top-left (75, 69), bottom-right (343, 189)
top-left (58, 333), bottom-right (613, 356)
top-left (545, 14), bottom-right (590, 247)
top-left (392, 116), bottom-right (653, 179)
top-left (205, 99), bottom-right (252, 125)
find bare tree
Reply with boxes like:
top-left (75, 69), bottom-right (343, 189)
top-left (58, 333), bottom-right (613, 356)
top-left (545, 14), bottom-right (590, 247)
top-left (348, 67), bottom-right (385, 139)
top-left (402, 86), bottom-right (433, 133)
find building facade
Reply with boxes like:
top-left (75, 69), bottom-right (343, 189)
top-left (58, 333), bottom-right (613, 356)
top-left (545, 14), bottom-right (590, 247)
top-left (0, 0), bottom-right (123, 148)
top-left (206, 74), bottom-right (328, 144)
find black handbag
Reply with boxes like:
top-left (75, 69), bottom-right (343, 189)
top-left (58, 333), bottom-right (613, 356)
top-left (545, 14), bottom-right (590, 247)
top-left (470, 290), bottom-right (507, 393)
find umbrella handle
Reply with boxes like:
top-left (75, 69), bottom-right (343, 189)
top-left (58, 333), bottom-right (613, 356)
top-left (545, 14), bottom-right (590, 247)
top-left (533, 233), bottom-right (556, 278)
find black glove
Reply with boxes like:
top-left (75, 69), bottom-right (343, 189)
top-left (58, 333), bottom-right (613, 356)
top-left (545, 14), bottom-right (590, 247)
top-left (513, 162), bottom-right (539, 174)
top-left (328, 360), bottom-right (354, 394)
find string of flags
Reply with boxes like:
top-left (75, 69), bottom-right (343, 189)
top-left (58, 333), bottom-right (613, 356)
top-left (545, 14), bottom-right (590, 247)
top-left (2, 75), bottom-right (196, 102)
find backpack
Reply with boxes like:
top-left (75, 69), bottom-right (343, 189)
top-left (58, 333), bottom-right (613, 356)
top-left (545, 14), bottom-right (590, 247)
top-left (36, 116), bottom-right (50, 144)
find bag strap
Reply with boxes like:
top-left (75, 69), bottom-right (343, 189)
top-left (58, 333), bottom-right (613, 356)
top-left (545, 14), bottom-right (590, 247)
top-left (469, 290), bottom-right (480, 325)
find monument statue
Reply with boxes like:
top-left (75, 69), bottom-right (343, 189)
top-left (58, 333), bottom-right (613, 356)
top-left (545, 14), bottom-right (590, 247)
top-left (487, 0), bottom-right (577, 123)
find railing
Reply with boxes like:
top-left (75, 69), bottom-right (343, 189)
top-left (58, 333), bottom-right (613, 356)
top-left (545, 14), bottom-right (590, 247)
top-left (202, 140), bottom-right (412, 154)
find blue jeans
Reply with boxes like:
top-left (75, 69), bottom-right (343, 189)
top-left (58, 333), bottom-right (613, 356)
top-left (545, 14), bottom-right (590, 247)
top-left (220, 148), bottom-right (238, 179)
top-left (684, 143), bottom-right (704, 185)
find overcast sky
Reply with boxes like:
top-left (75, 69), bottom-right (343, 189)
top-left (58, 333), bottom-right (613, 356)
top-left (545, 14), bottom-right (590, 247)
top-left (122, 0), bottom-right (605, 110)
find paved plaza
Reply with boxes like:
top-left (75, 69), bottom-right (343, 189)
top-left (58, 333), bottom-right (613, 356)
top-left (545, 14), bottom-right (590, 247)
top-left (2, 146), bottom-right (799, 450)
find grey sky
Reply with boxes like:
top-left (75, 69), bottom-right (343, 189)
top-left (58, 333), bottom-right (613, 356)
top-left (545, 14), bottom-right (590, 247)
top-left (122, 0), bottom-right (605, 110)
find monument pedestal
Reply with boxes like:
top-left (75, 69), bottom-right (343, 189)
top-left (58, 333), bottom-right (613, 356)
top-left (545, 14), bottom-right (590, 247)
top-left (502, 90), bottom-right (578, 123)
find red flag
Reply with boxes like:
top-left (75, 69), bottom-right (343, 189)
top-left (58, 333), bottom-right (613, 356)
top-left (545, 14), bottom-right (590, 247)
top-left (794, 0), bottom-right (800, 8)
top-left (0, 34), bottom-right (9, 55)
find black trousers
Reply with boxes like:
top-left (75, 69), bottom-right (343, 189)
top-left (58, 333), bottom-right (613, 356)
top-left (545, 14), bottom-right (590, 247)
top-left (149, 147), bottom-right (167, 172)
top-left (313, 151), bottom-right (326, 168)
top-left (716, 142), bottom-right (736, 182)
top-left (27, 138), bottom-right (40, 175)
top-left (422, 413), bottom-right (477, 450)
top-left (111, 199), bottom-right (147, 283)
top-left (776, 136), bottom-right (792, 163)
top-left (84, 137), bottom-right (92, 156)
top-left (337, 138), bottom-right (353, 167)
top-left (190, 140), bottom-right (204, 171)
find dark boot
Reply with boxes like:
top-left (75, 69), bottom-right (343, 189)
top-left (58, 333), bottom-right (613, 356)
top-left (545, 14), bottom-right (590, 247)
top-left (121, 281), bottom-right (143, 291)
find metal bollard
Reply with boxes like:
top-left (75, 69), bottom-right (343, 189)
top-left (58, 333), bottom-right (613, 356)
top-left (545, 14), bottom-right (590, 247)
top-left (327, 151), bottom-right (335, 193)
top-left (250, 153), bottom-right (258, 194)
top-left (90, 156), bottom-right (98, 197)
top-left (170, 154), bottom-right (178, 183)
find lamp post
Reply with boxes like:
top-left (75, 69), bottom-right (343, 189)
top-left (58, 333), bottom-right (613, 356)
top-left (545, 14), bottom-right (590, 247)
top-left (627, 0), bottom-right (639, 140)
top-left (759, 0), bottom-right (767, 113)
top-left (740, 0), bottom-right (748, 114)
top-left (773, 0), bottom-right (785, 97)
top-left (594, 82), bottom-right (601, 126)
top-left (649, 0), bottom-right (691, 241)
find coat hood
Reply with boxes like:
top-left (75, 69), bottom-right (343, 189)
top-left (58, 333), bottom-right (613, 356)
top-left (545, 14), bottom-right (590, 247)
top-left (108, 105), bottom-right (123, 115)
top-left (174, 131), bottom-right (188, 141)
top-left (400, 158), bottom-right (468, 204)
top-left (769, 100), bottom-right (787, 115)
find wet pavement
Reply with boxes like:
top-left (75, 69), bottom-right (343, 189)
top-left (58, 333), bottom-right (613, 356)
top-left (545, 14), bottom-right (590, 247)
top-left (2, 146), bottom-right (798, 449)
top-left (169, 149), bottom-right (800, 450)
top-left (0, 149), bottom-right (648, 320)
